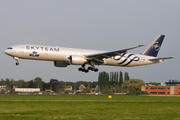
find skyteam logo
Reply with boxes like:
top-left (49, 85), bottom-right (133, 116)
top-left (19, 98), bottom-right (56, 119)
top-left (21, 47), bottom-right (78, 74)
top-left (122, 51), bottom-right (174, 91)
top-left (113, 53), bottom-right (139, 66)
top-left (152, 42), bottom-right (160, 51)
top-left (29, 51), bottom-right (39, 57)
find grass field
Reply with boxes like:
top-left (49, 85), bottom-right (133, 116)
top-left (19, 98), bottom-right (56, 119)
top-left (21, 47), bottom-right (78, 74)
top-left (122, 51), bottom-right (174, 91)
top-left (0, 95), bottom-right (180, 120)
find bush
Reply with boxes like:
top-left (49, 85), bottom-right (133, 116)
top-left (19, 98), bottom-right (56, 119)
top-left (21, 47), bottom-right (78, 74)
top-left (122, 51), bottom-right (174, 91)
top-left (126, 91), bottom-right (149, 95)
top-left (102, 90), bottom-right (114, 95)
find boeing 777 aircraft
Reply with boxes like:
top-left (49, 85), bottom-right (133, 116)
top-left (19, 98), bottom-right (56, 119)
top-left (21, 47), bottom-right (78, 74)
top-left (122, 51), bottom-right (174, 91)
top-left (4, 35), bottom-right (174, 73)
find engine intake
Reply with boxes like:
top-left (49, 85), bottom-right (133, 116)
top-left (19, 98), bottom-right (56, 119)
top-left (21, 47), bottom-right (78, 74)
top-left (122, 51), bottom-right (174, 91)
top-left (69, 55), bottom-right (88, 65)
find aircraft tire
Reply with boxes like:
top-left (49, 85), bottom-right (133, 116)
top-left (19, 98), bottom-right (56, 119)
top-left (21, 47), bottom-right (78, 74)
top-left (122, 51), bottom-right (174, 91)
top-left (94, 68), bottom-right (98, 72)
top-left (88, 67), bottom-right (91, 70)
top-left (85, 69), bottom-right (89, 73)
top-left (78, 68), bottom-right (82, 71)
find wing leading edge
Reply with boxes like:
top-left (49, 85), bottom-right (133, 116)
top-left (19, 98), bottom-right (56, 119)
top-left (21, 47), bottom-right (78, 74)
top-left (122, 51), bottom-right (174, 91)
top-left (85, 45), bottom-right (145, 60)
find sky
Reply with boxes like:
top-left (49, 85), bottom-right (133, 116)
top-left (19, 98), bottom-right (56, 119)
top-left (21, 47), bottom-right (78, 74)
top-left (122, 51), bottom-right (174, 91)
top-left (0, 0), bottom-right (179, 83)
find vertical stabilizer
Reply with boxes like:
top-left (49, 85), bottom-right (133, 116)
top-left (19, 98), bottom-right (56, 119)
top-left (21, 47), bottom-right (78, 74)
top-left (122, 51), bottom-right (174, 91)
top-left (142, 35), bottom-right (165, 57)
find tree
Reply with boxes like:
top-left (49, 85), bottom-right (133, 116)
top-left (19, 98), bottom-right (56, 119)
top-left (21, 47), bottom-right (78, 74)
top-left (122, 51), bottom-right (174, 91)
top-left (21, 81), bottom-right (29, 88)
top-left (34, 77), bottom-right (43, 89)
top-left (85, 86), bottom-right (91, 93)
top-left (5, 78), bottom-right (11, 88)
top-left (109, 72), bottom-right (112, 86)
top-left (11, 78), bottom-right (15, 87)
top-left (119, 71), bottom-right (123, 86)
top-left (124, 72), bottom-right (130, 80)
top-left (147, 82), bottom-right (160, 86)
top-left (92, 81), bottom-right (98, 88)
top-left (29, 80), bottom-right (34, 88)
top-left (98, 71), bottom-right (109, 91)
top-left (122, 79), bottom-right (145, 93)
top-left (0, 79), bottom-right (5, 85)
top-left (115, 72), bottom-right (118, 85)
top-left (50, 79), bottom-right (59, 92)
top-left (17, 79), bottom-right (25, 88)
top-left (59, 81), bottom-right (65, 92)
top-left (175, 79), bottom-right (180, 82)
top-left (110, 72), bottom-right (118, 86)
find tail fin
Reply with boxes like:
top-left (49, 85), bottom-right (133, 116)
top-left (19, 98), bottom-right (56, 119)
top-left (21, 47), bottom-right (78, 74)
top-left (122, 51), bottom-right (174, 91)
top-left (142, 35), bottom-right (165, 57)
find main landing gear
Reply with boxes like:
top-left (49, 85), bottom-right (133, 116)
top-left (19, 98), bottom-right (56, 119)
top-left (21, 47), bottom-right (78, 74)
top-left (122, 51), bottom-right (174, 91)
top-left (14, 57), bottom-right (19, 65)
top-left (78, 64), bottom-right (98, 73)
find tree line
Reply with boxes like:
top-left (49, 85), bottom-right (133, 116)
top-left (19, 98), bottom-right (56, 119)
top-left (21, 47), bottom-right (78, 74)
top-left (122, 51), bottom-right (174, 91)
top-left (1, 71), bottom-right (145, 94)
top-left (98, 71), bottom-right (129, 90)
top-left (0, 77), bottom-right (98, 93)
top-left (98, 71), bottom-right (145, 94)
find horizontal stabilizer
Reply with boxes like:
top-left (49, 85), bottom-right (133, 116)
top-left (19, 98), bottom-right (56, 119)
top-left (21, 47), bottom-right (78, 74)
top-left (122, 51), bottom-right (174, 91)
top-left (149, 57), bottom-right (175, 62)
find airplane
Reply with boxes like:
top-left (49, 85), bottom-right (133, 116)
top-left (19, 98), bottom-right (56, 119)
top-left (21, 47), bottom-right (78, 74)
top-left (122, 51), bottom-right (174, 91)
top-left (4, 35), bottom-right (174, 73)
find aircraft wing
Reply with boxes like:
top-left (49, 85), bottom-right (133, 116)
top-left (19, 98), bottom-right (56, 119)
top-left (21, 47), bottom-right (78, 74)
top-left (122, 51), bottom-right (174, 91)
top-left (149, 57), bottom-right (175, 62)
top-left (85, 45), bottom-right (145, 60)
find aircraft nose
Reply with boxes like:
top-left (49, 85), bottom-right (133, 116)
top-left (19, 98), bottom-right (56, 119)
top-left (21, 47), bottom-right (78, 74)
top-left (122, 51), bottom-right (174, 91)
top-left (4, 49), bottom-right (11, 55)
top-left (4, 50), bottom-right (8, 54)
top-left (4, 47), bottom-right (14, 55)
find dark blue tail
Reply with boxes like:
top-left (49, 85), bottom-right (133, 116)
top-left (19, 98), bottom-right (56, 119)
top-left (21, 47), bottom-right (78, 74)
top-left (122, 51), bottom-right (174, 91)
top-left (142, 35), bottom-right (165, 57)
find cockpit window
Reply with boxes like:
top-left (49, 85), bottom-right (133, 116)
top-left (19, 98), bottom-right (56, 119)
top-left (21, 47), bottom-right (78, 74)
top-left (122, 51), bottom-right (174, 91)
top-left (7, 47), bottom-right (13, 49)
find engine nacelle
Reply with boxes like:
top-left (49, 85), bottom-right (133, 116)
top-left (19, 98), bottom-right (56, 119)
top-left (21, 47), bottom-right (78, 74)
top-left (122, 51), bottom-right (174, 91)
top-left (69, 55), bottom-right (88, 65)
top-left (54, 61), bottom-right (69, 67)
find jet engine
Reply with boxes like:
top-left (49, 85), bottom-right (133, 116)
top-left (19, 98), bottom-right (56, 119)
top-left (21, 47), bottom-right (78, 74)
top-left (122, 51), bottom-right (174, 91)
top-left (54, 61), bottom-right (70, 67)
top-left (69, 55), bottom-right (88, 65)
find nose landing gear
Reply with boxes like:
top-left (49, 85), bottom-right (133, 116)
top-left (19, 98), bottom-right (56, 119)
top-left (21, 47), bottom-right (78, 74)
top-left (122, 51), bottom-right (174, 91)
top-left (14, 57), bottom-right (19, 66)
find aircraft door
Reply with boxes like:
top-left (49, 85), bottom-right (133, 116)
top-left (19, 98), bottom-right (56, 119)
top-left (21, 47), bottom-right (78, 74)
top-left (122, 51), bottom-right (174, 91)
top-left (20, 47), bottom-right (24, 53)
top-left (44, 47), bottom-right (48, 56)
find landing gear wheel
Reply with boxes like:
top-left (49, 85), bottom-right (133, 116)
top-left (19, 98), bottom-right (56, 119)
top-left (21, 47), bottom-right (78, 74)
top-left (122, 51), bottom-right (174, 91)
top-left (78, 68), bottom-right (82, 71)
top-left (88, 67), bottom-right (92, 71)
top-left (82, 69), bottom-right (85, 72)
top-left (94, 68), bottom-right (98, 72)
top-left (16, 62), bottom-right (19, 65)
top-left (78, 64), bottom-right (98, 73)
top-left (85, 69), bottom-right (89, 73)
top-left (82, 64), bottom-right (85, 67)
top-left (88, 67), bottom-right (91, 70)
top-left (88, 67), bottom-right (95, 71)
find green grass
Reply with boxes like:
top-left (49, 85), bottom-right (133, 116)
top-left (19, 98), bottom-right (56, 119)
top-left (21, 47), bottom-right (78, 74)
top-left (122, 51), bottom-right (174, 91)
top-left (0, 95), bottom-right (180, 120)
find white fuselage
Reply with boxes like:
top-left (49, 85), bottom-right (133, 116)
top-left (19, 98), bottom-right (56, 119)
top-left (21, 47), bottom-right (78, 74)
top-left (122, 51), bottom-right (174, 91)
top-left (4, 44), bottom-right (161, 67)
